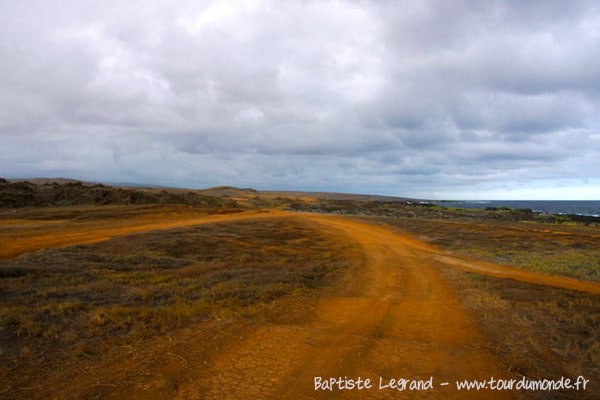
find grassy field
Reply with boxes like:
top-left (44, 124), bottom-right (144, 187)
top-left (362, 215), bottom-right (600, 399)
top-left (364, 215), bottom-right (600, 282)
top-left (437, 267), bottom-right (599, 399)
top-left (0, 214), bottom-right (362, 399)
top-left (1, 190), bottom-right (599, 399)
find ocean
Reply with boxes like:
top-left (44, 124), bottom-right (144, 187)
top-left (436, 200), bottom-right (600, 217)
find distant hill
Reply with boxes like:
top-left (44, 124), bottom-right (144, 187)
top-left (199, 186), bottom-right (259, 197)
top-left (0, 178), bottom-right (239, 209)
top-left (7, 177), bottom-right (97, 185)
top-left (2, 177), bottom-right (597, 224)
top-left (261, 190), bottom-right (416, 202)
top-left (0, 178), bottom-right (423, 209)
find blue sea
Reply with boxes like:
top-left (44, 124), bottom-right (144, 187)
top-left (437, 200), bottom-right (600, 217)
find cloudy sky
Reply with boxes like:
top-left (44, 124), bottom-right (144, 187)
top-left (1, 0), bottom-right (599, 199)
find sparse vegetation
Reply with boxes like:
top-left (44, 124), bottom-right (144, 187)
top-left (288, 197), bottom-right (600, 225)
top-left (0, 180), bottom-right (240, 209)
top-left (0, 216), bottom-right (361, 399)
top-left (1, 180), bottom-right (599, 399)
top-left (438, 267), bottom-right (600, 400)
top-left (364, 216), bottom-right (600, 281)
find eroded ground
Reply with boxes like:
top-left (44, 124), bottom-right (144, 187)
top-left (1, 206), bottom-right (599, 399)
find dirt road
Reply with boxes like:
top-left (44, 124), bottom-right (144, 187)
top-left (0, 209), bottom-right (275, 261)
top-left (174, 215), bottom-right (518, 399)
top-left (3, 210), bottom-right (599, 399)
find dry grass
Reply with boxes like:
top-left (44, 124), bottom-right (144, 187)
top-left (360, 215), bottom-right (600, 399)
top-left (437, 267), bottom-right (600, 400)
top-left (363, 216), bottom-right (600, 281)
top-left (0, 216), bottom-right (361, 399)
top-left (2, 200), bottom-right (599, 399)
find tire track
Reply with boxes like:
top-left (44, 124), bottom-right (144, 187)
top-left (178, 215), bottom-right (513, 399)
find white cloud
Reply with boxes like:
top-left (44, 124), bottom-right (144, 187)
top-left (1, 0), bottom-right (599, 199)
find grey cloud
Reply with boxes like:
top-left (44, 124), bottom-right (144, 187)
top-left (1, 0), bottom-right (599, 199)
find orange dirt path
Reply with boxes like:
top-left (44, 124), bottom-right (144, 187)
top-left (176, 213), bottom-right (513, 399)
top-left (0, 210), bottom-right (281, 261)
top-left (2, 210), bottom-right (599, 399)
top-left (312, 214), bottom-right (600, 296)
top-left (2, 209), bottom-right (598, 293)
